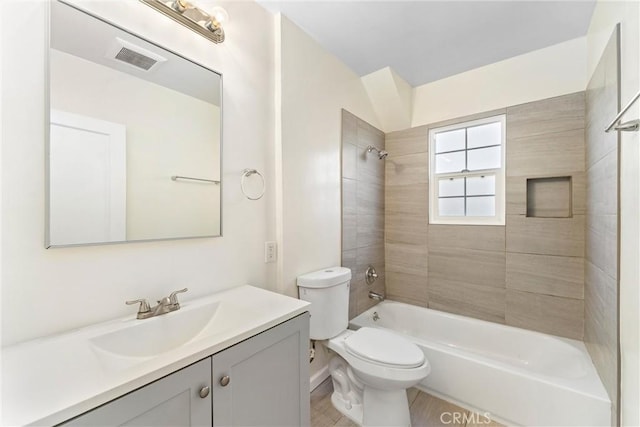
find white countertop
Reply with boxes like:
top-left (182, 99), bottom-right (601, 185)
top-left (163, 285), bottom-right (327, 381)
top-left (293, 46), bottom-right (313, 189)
top-left (1, 285), bottom-right (310, 426)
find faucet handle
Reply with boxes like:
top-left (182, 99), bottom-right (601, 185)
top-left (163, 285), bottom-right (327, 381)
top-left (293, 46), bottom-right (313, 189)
top-left (126, 298), bottom-right (151, 314)
top-left (168, 288), bottom-right (188, 306)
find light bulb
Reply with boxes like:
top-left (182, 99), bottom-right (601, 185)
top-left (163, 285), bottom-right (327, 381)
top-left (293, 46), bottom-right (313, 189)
top-left (210, 6), bottom-right (228, 26)
top-left (171, 0), bottom-right (190, 13)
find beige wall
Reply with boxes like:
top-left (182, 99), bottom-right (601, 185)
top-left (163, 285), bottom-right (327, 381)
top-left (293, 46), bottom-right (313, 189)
top-left (411, 37), bottom-right (588, 128)
top-left (385, 92), bottom-right (586, 340)
top-left (340, 110), bottom-right (386, 319)
top-left (1, 0), bottom-right (275, 346)
top-left (275, 15), bottom-right (381, 300)
top-left (274, 15), bottom-right (381, 386)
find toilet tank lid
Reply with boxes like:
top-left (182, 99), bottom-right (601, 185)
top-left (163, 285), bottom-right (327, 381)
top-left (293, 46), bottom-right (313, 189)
top-left (297, 267), bottom-right (351, 288)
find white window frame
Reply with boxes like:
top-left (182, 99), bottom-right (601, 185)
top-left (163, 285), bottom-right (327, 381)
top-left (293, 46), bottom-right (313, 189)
top-left (428, 114), bottom-right (506, 226)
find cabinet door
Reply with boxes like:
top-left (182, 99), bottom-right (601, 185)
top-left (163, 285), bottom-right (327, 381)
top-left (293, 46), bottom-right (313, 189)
top-left (63, 358), bottom-right (212, 426)
top-left (212, 313), bottom-right (310, 426)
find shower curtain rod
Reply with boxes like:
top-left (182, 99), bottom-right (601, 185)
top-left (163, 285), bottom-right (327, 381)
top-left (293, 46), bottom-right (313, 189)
top-left (605, 90), bottom-right (640, 132)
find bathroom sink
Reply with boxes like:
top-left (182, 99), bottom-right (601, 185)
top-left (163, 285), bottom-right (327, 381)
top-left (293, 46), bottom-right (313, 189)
top-left (90, 300), bottom-right (222, 358)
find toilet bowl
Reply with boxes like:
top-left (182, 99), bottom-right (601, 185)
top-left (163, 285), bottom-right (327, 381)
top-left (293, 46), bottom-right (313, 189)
top-left (297, 267), bottom-right (430, 427)
top-left (326, 328), bottom-right (430, 426)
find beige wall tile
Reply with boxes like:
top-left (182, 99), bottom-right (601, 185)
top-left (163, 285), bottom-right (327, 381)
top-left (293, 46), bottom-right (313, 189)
top-left (505, 290), bottom-right (584, 339)
top-left (584, 261), bottom-right (618, 402)
top-left (356, 278), bottom-right (386, 315)
top-left (356, 119), bottom-right (385, 149)
top-left (584, 27), bottom-right (619, 413)
top-left (357, 181), bottom-right (384, 216)
top-left (586, 213), bottom-right (618, 280)
top-left (386, 270), bottom-right (428, 307)
top-left (377, 92), bottom-right (594, 339)
top-left (506, 92), bottom-right (585, 139)
top-left (342, 214), bottom-right (357, 251)
top-left (506, 215), bottom-right (585, 257)
top-left (505, 176), bottom-right (525, 215)
top-left (506, 128), bottom-right (585, 177)
top-left (341, 248), bottom-right (357, 273)
top-left (428, 108), bottom-right (507, 130)
top-left (585, 40), bottom-right (619, 169)
top-left (526, 177), bottom-right (572, 218)
top-left (358, 145), bottom-right (385, 185)
top-left (386, 184), bottom-right (429, 215)
top-left (385, 152), bottom-right (429, 186)
top-left (356, 244), bottom-right (385, 278)
top-left (572, 172), bottom-right (586, 216)
top-left (428, 278), bottom-right (505, 324)
top-left (342, 142), bottom-right (357, 180)
top-left (586, 151), bottom-right (618, 216)
top-left (429, 247), bottom-right (506, 289)
top-left (385, 125), bottom-right (428, 157)
top-left (342, 111), bottom-right (386, 315)
top-left (356, 213), bottom-right (384, 248)
top-left (342, 178), bottom-right (356, 216)
top-left (386, 242), bottom-right (428, 277)
top-left (428, 225), bottom-right (505, 252)
top-left (585, 104), bottom-right (618, 170)
top-left (341, 109), bottom-right (358, 146)
top-left (506, 173), bottom-right (585, 216)
top-left (506, 253), bottom-right (584, 299)
top-left (386, 212), bottom-right (428, 245)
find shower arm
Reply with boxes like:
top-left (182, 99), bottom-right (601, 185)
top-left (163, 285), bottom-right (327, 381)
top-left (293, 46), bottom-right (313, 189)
top-left (366, 145), bottom-right (388, 159)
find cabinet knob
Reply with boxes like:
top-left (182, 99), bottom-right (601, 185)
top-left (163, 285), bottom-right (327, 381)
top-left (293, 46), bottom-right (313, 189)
top-left (219, 375), bottom-right (230, 387)
top-left (199, 386), bottom-right (210, 398)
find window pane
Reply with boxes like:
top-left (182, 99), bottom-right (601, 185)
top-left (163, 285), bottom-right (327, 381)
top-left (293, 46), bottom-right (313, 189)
top-left (439, 177), bottom-right (464, 197)
top-left (439, 197), bottom-right (465, 216)
top-left (435, 129), bottom-right (465, 153)
top-left (435, 151), bottom-right (465, 174)
top-left (467, 196), bottom-right (495, 217)
top-left (467, 122), bottom-right (501, 149)
top-left (468, 146), bottom-right (500, 170)
top-left (466, 175), bottom-right (495, 196)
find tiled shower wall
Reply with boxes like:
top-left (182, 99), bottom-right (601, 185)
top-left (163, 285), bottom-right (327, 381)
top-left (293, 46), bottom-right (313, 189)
top-left (384, 92), bottom-right (587, 339)
top-left (341, 110), bottom-right (386, 318)
top-left (584, 26), bottom-right (619, 419)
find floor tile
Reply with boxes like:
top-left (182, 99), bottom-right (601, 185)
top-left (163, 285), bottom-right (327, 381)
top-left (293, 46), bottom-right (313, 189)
top-left (310, 378), bottom-right (493, 427)
top-left (410, 392), bottom-right (468, 427)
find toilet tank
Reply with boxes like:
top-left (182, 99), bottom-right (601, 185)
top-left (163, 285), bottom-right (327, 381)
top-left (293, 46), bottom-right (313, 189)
top-left (297, 267), bottom-right (351, 340)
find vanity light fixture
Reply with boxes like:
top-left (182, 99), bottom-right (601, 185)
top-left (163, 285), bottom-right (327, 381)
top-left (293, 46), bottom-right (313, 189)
top-left (140, 0), bottom-right (229, 44)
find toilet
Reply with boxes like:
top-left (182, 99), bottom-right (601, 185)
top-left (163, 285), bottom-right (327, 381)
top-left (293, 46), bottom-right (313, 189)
top-left (297, 267), bottom-right (430, 427)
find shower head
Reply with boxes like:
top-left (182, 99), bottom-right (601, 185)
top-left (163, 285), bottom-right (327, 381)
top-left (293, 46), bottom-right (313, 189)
top-left (366, 145), bottom-right (388, 160)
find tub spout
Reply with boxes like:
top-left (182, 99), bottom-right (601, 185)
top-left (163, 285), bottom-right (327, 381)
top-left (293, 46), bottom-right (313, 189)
top-left (368, 291), bottom-right (385, 301)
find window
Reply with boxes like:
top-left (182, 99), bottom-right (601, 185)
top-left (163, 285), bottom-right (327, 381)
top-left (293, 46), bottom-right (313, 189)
top-left (429, 115), bottom-right (506, 225)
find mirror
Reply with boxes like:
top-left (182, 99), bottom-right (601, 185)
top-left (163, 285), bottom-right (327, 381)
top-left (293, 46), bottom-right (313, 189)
top-left (47, 1), bottom-right (222, 248)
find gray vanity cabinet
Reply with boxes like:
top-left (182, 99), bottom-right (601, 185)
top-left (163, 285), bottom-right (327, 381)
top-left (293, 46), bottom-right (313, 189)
top-left (212, 313), bottom-right (310, 426)
top-left (62, 358), bottom-right (212, 426)
top-left (61, 313), bottom-right (310, 426)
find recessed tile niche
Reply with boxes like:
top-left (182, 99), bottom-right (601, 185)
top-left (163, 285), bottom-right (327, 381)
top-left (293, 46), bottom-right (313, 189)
top-left (526, 176), bottom-right (572, 218)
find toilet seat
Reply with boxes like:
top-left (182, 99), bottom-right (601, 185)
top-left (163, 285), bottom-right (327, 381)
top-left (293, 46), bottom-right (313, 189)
top-left (343, 327), bottom-right (425, 369)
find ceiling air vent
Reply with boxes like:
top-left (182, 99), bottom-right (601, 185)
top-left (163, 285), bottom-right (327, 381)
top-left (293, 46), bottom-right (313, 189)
top-left (115, 46), bottom-right (157, 70)
top-left (106, 38), bottom-right (167, 72)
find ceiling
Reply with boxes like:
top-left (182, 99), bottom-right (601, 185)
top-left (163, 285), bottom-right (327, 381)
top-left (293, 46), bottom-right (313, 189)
top-left (257, 1), bottom-right (597, 87)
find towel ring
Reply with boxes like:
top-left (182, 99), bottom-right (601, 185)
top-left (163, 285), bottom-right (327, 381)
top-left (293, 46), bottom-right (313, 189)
top-left (241, 169), bottom-right (265, 200)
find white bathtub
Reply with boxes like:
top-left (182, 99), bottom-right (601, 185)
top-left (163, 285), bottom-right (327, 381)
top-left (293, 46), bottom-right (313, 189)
top-left (349, 301), bottom-right (611, 427)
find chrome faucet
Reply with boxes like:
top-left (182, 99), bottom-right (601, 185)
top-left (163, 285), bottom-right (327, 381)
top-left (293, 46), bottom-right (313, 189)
top-left (368, 291), bottom-right (385, 302)
top-left (126, 288), bottom-right (188, 319)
